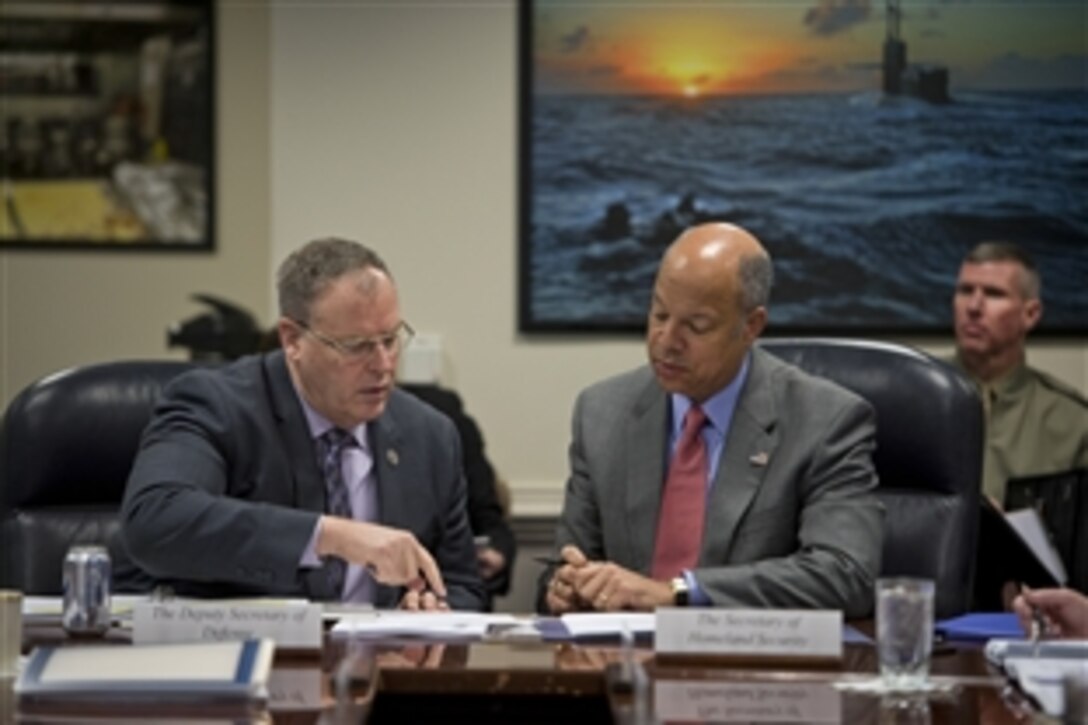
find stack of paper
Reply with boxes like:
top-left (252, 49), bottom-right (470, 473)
top-left (559, 613), bottom-right (656, 639)
top-left (330, 611), bottom-right (520, 639)
top-left (1003, 656), bottom-right (1085, 716)
top-left (985, 638), bottom-right (1088, 718)
top-left (22, 594), bottom-right (151, 624)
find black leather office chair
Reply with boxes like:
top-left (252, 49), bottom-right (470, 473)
top-left (0, 360), bottom-right (195, 593)
top-left (760, 338), bottom-right (983, 618)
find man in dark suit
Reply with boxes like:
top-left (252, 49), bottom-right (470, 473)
top-left (541, 222), bottom-right (883, 616)
top-left (120, 238), bottom-right (484, 610)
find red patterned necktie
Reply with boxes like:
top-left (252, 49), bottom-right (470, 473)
top-left (651, 406), bottom-right (708, 580)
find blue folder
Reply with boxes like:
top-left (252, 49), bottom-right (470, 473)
top-left (935, 612), bottom-right (1025, 642)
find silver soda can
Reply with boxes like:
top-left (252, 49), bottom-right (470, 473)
top-left (62, 545), bottom-right (111, 636)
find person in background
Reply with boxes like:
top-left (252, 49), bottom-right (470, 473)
top-left (540, 222), bottom-right (883, 616)
top-left (399, 383), bottom-right (517, 609)
top-left (1013, 588), bottom-right (1088, 639)
top-left (119, 237), bottom-right (485, 610)
top-left (950, 241), bottom-right (1087, 506)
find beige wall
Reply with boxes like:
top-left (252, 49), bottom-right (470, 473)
top-left (2, 1), bottom-right (1084, 516)
top-left (0, 4), bottom-right (271, 406)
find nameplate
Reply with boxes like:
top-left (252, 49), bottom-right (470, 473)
top-left (132, 600), bottom-right (323, 650)
top-left (655, 608), bottom-right (842, 662)
top-left (654, 680), bottom-right (841, 722)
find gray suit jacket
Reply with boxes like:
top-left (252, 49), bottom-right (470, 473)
top-left (119, 351), bottom-right (485, 610)
top-left (552, 347), bottom-right (883, 617)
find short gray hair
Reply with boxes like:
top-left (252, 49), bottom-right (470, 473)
top-left (964, 241), bottom-right (1040, 300)
top-left (738, 250), bottom-right (773, 312)
top-left (277, 237), bottom-right (390, 323)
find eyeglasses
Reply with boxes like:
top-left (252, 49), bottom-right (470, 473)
top-left (292, 319), bottom-right (415, 362)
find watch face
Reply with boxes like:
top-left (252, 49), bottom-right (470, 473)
top-left (672, 577), bottom-right (689, 606)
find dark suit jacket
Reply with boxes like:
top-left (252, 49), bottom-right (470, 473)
top-left (118, 351), bottom-right (485, 610)
top-left (545, 348), bottom-right (883, 617)
top-left (400, 384), bottom-right (516, 597)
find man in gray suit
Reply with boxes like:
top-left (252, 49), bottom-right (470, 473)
top-left (542, 222), bottom-right (883, 617)
top-left (120, 238), bottom-right (484, 610)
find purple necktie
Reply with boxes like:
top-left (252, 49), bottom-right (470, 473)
top-left (319, 428), bottom-right (355, 595)
top-left (652, 406), bottom-right (708, 580)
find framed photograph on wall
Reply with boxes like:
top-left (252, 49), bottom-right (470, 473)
top-left (0, 0), bottom-right (214, 251)
top-left (519, 0), bottom-right (1087, 334)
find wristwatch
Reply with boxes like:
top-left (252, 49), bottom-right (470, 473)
top-left (670, 576), bottom-right (690, 606)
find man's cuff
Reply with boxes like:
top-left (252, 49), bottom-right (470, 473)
top-left (683, 569), bottom-right (711, 606)
top-left (299, 519), bottom-right (323, 568)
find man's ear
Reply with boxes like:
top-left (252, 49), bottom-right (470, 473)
top-left (744, 306), bottom-right (768, 344)
top-left (277, 318), bottom-right (301, 356)
top-left (1023, 298), bottom-right (1042, 333)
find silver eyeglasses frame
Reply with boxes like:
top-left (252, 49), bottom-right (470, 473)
top-left (291, 318), bottom-right (415, 362)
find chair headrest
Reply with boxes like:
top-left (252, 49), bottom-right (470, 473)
top-left (1, 360), bottom-right (196, 508)
top-left (759, 338), bottom-right (983, 496)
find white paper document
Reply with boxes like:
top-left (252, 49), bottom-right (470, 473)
top-left (559, 612), bottom-right (656, 639)
top-left (1005, 508), bottom-right (1068, 584)
top-left (22, 594), bottom-right (150, 622)
top-left (1004, 657), bottom-right (1087, 717)
top-left (985, 638), bottom-right (1088, 666)
top-left (330, 611), bottom-right (520, 639)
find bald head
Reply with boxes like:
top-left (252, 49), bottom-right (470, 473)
top-left (647, 223), bottom-right (772, 402)
top-left (661, 223), bottom-right (773, 313)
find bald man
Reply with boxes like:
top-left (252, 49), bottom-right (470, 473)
top-left (541, 223), bottom-right (883, 617)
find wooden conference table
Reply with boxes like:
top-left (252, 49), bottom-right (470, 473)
top-left (13, 618), bottom-right (1034, 724)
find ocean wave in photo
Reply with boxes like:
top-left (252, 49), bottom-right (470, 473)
top-left (526, 91), bottom-right (1088, 331)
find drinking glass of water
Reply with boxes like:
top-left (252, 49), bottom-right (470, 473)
top-left (877, 578), bottom-right (935, 691)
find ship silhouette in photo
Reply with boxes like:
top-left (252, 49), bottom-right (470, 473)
top-left (883, 0), bottom-right (949, 105)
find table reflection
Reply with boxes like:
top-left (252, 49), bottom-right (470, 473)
top-left (16, 624), bottom-right (1024, 724)
top-left (653, 679), bottom-right (841, 723)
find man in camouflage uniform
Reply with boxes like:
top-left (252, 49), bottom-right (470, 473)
top-left (950, 241), bottom-right (1087, 507)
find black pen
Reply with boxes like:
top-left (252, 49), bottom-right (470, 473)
top-left (1020, 583), bottom-right (1046, 657)
top-left (533, 556), bottom-right (566, 567)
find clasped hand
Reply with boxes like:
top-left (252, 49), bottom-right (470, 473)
top-left (545, 544), bottom-right (671, 613)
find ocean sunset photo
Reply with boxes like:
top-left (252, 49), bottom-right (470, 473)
top-left (520, 0), bottom-right (1087, 333)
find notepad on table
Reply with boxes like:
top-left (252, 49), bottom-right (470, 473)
top-left (15, 638), bottom-right (275, 704)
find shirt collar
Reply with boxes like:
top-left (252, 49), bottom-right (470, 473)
top-left (291, 381), bottom-right (368, 449)
top-left (670, 351), bottom-right (752, 436)
top-left (953, 353), bottom-right (1031, 400)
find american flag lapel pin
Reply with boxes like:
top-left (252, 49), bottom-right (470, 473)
top-left (749, 451), bottom-right (769, 467)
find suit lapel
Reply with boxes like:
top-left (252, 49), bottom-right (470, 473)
top-left (264, 351), bottom-right (325, 514)
top-left (263, 351), bottom-right (334, 599)
top-left (368, 401), bottom-right (405, 530)
top-left (367, 399), bottom-right (406, 607)
top-left (702, 349), bottom-right (780, 564)
top-left (624, 377), bottom-right (669, 573)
